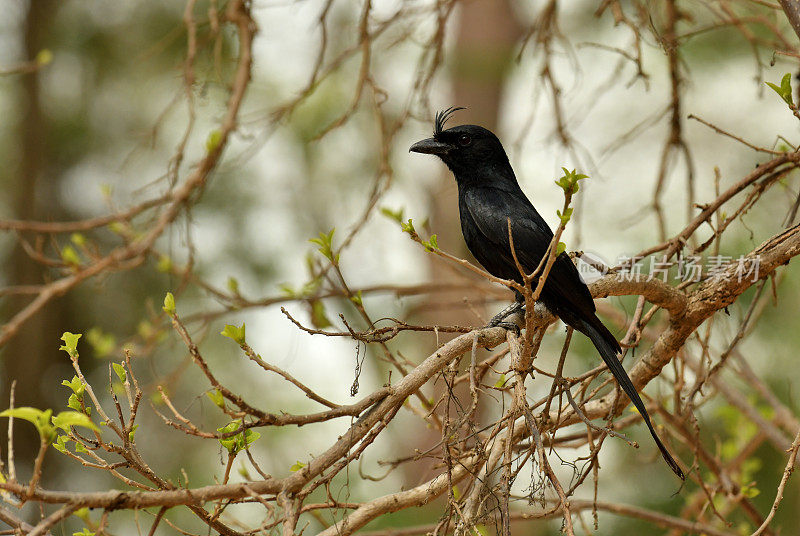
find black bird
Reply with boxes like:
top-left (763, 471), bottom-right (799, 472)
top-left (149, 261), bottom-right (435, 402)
top-left (410, 107), bottom-right (684, 479)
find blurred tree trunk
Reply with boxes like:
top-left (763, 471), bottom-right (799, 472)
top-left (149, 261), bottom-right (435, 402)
top-left (406, 0), bottom-right (524, 491)
top-left (2, 0), bottom-right (67, 469)
top-left (425, 0), bottom-right (523, 327)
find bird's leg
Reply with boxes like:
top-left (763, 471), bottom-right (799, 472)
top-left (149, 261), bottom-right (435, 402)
top-left (486, 298), bottom-right (525, 334)
top-left (488, 301), bottom-right (524, 325)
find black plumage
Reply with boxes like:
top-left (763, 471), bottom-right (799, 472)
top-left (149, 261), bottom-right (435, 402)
top-left (410, 108), bottom-right (684, 479)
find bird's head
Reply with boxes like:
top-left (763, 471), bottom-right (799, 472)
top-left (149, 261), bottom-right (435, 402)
top-left (409, 107), bottom-right (512, 181)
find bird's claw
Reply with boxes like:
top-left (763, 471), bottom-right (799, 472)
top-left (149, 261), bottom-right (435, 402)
top-left (487, 320), bottom-right (521, 336)
top-left (488, 302), bottom-right (524, 326)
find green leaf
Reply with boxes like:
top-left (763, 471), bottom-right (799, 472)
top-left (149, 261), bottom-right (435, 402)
top-left (227, 276), bottom-right (240, 294)
top-left (309, 229), bottom-right (336, 262)
top-left (206, 129), bottom-right (223, 153)
top-left (494, 374), bottom-right (507, 388)
top-left (73, 524), bottom-right (95, 535)
top-left (423, 234), bottom-right (439, 252)
top-left (112, 362), bottom-right (127, 383)
top-left (128, 424), bottom-right (138, 442)
top-left (766, 82), bottom-right (783, 99)
top-left (400, 219), bottom-right (416, 235)
top-left (217, 422), bottom-right (239, 453)
top-left (86, 327), bottom-right (115, 359)
top-left (67, 393), bottom-right (83, 412)
top-left (0, 407), bottom-right (55, 441)
top-left (380, 206), bottom-right (405, 223)
top-left (349, 290), bottom-right (363, 307)
top-left (556, 208), bottom-right (573, 225)
top-left (310, 300), bottom-right (332, 329)
top-left (289, 461), bottom-right (307, 472)
top-left (60, 332), bottom-right (82, 358)
top-left (61, 245), bottom-right (81, 267)
top-left (162, 292), bottom-right (176, 315)
top-left (52, 435), bottom-right (69, 454)
top-left (766, 73), bottom-right (794, 105)
top-left (62, 376), bottom-right (85, 396)
top-left (75, 443), bottom-right (88, 453)
top-left (0, 407), bottom-right (47, 424)
top-left (207, 389), bottom-right (225, 408)
top-left (217, 421), bottom-right (260, 455)
top-left (70, 233), bottom-right (86, 247)
top-left (220, 323), bottom-right (246, 345)
top-left (73, 507), bottom-right (90, 521)
top-left (51, 411), bottom-right (99, 432)
top-left (36, 49), bottom-right (53, 66)
top-left (156, 255), bottom-right (172, 273)
top-left (554, 167), bottom-right (589, 194)
top-left (556, 242), bottom-right (567, 255)
top-left (742, 485), bottom-right (760, 498)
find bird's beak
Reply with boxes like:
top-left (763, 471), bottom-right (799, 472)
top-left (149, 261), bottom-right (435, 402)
top-left (409, 137), bottom-right (451, 155)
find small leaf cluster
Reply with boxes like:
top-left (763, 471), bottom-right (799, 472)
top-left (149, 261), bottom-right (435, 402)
top-left (310, 229), bottom-right (338, 263)
top-left (162, 292), bottom-right (176, 315)
top-left (221, 323), bottom-right (246, 345)
top-left (554, 167), bottom-right (588, 195)
top-left (63, 375), bottom-right (90, 416)
top-left (766, 73), bottom-right (794, 106)
top-left (60, 332), bottom-right (82, 359)
top-left (389, 216), bottom-right (440, 253)
top-left (217, 421), bottom-right (260, 455)
top-left (61, 245), bottom-right (82, 269)
top-left (421, 234), bottom-right (438, 252)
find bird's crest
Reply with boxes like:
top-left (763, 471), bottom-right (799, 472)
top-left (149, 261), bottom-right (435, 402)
top-left (434, 106), bottom-right (465, 138)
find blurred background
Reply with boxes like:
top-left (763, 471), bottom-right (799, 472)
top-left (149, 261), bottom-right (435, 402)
top-left (1, 0), bottom-right (800, 533)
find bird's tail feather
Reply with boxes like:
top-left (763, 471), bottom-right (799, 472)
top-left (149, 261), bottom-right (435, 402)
top-left (577, 315), bottom-right (685, 480)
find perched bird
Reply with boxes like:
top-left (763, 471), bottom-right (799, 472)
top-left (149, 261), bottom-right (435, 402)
top-left (410, 107), bottom-right (684, 479)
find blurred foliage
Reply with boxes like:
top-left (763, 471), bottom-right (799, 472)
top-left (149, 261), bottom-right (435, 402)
top-left (1, 0), bottom-right (800, 534)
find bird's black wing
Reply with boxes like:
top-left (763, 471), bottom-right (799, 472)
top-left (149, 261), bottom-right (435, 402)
top-left (464, 187), bottom-right (686, 479)
top-left (462, 186), bottom-right (595, 319)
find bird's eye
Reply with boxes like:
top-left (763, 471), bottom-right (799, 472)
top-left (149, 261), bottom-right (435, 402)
top-left (458, 134), bottom-right (472, 147)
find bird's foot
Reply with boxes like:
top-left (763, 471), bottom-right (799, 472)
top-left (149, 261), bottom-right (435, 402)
top-left (488, 320), bottom-right (521, 336)
top-left (488, 301), bottom-right (524, 326)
